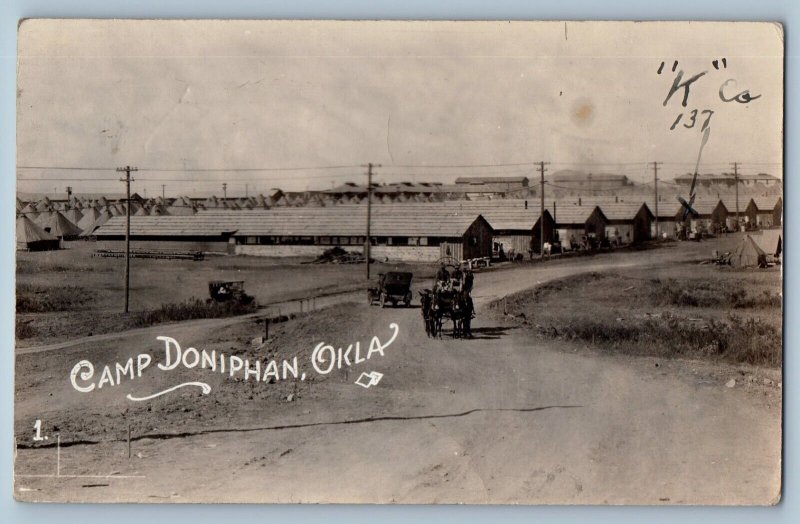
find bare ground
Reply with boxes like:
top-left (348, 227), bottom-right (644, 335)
top-left (13, 234), bottom-right (782, 504)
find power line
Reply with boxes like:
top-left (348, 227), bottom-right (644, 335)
top-left (137, 165), bottom-right (361, 172)
top-left (651, 161), bottom-right (662, 240)
top-left (385, 161), bottom-right (537, 168)
top-left (17, 164), bottom-right (360, 172)
top-left (116, 165), bottom-right (138, 314)
top-left (17, 178), bottom-right (122, 181)
top-left (17, 166), bottom-right (116, 171)
top-left (538, 161), bottom-right (549, 259)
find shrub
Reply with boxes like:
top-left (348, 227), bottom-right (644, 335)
top-left (15, 319), bottom-right (35, 340)
top-left (16, 284), bottom-right (91, 313)
top-left (536, 312), bottom-right (780, 367)
top-left (129, 298), bottom-right (257, 328)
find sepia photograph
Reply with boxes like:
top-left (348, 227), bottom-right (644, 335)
top-left (13, 19), bottom-right (783, 504)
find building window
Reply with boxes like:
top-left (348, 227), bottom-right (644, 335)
top-left (245, 236), bottom-right (258, 245)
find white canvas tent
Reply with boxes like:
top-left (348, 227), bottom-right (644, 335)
top-left (16, 215), bottom-right (59, 251)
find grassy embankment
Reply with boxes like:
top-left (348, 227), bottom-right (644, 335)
top-left (16, 283), bottom-right (257, 340)
top-left (490, 266), bottom-right (782, 367)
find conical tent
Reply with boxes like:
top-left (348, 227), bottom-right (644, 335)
top-left (134, 205), bottom-right (150, 216)
top-left (150, 204), bottom-right (168, 216)
top-left (80, 209), bottom-right (113, 236)
top-left (33, 210), bottom-right (54, 227)
top-left (38, 211), bottom-right (83, 239)
top-left (62, 208), bottom-right (84, 226)
top-left (77, 207), bottom-right (101, 232)
top-left (16, 216), bottom-right (59, 251)
top-left (731, 235), bottom-right (767, 268)
top-left (169, 202), bottom-right (196, 215)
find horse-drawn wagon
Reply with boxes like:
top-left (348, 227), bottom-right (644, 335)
top-left (419, 261), bottom-right (474, 338)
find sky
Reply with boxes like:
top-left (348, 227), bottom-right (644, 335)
top-left (16, 19), bottom-right (784, 197)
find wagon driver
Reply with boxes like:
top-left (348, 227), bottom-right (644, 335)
top-left (436, 263), bottom-right (450, 291)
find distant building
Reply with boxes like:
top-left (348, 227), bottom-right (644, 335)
top-left (454, 176), bottom-right (529, 188)
top-left (549, 170), bottom-right (633, 192)
top-left (673, 172), bottom-right (781, 189)
top-left (740, 173), bottom-right (780, 187)
top-left (323, 182), bottom-right (450, 203)
top-left (453, 176), bottom-right (529, 199)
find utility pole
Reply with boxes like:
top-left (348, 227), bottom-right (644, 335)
top-left (651, 161), bottom-right (662, 240)
top-left (161, 184), bottom-right (165, 200)
top-left (222, 182), bottom-right (228, 202)
top-left (732, 162), bottom-right (740, 229)
top-left (538, 161), bottom-right (549, 259)
top-left (245, 184), bottom-right (249, 198)
top-left (365, 163), bottom-right (381, 279)
top-left (117, 165), bottom-right (138, 313)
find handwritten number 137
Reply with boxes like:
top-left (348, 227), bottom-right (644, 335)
top-left (670, 109), bottom-right (713, 132)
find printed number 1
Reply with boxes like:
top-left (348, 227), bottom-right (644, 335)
top-left (33, 419), bottom-right (44, 441)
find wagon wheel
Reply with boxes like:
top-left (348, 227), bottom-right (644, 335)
top-left (403, 292), bottom-right (412, 307)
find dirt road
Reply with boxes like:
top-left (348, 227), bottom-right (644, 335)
top-left (14, 242), bottom-right (782, 504)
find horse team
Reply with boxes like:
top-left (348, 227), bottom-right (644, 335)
top-left (419, 264), bottom-right (475, 339)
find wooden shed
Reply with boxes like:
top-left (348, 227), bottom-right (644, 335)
top-left (549, 204), bottom-right (609, 249)
top-left (752, 196), bottom-right (783, 227)
top-left (680, 199), bottom-right (728, 232)
top-left (644, 199), bottom-right (682, 239)
top-left (600, 202), bottom-right (654, 244)
top-left (374, 200), bottom-right (548, 259)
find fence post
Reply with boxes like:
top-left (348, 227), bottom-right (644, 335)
top-left (265, 317), bottom-right (269, 340)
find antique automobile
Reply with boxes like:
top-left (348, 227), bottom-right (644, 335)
top-left (208, 280), bottom-right (255, 305)
top-left (368, 271), bottom-right (413, 307)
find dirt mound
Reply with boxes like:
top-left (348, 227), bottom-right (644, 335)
top-left (310, 247), bottom-right (368, 264)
